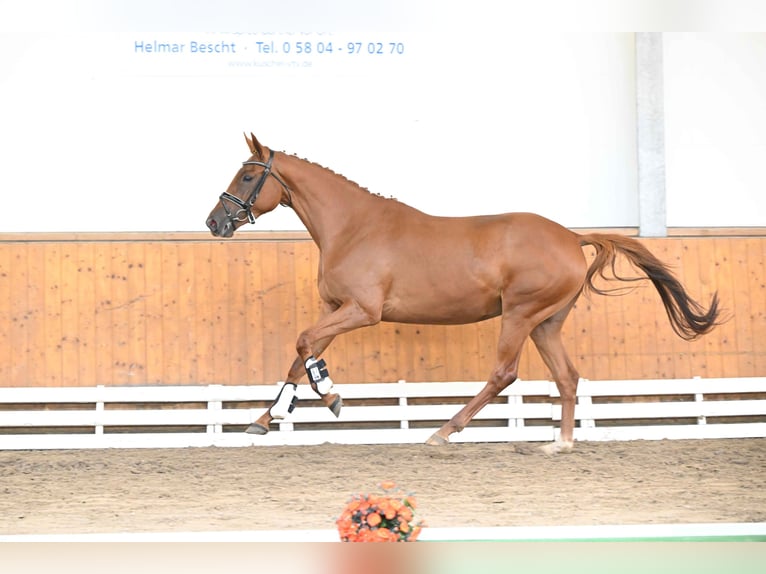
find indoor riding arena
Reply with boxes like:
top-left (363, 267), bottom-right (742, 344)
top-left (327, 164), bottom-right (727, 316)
top-left (1, 6), bottom-right (765, 574)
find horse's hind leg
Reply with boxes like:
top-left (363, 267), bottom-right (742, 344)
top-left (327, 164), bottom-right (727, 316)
top-left (529, 300), bottom-right (580, 455)
top-left (426, 315), bottom-right (530, 445)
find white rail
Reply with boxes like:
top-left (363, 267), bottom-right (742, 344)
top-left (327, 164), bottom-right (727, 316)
top-left (1, 377), bottom-right (764, 450)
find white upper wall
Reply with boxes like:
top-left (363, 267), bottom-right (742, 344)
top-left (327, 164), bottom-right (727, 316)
top-left (664, 33), bottom-right (766, 228)
top-left (0, 2), bottom-right (763, 232)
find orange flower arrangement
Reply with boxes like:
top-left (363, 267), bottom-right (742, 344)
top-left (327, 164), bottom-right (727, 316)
top-left (336, 481), bottom-right (425, 542)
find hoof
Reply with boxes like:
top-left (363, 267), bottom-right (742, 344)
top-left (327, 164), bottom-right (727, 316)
top-left (425, 433), bottom-right (449, 446)
top-left (328, 394), bottom-right (342, 418)
top-left (539, 440), bottom-right (574, 456)
top-left (245, 422), bottom-right (269, 435)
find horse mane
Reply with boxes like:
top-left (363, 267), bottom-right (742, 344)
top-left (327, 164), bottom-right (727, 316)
top-left (287, 152), bottom-right (399, 202)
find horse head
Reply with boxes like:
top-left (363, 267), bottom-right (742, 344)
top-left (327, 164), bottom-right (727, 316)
top-left (206, 133), bottom-right (288, 237)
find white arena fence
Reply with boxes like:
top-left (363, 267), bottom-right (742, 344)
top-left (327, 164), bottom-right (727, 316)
top-left (0, 377), bottom-right (764, 450)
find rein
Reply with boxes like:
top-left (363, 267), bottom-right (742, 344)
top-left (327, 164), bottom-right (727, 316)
top-left (218, 149), bottom-right (291, 225)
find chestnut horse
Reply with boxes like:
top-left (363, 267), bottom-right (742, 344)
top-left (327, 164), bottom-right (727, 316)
top-left (206, 134), bottom-right (720, 454)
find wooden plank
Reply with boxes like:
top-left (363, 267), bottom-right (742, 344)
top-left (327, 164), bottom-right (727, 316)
top-left (704, 239), bottom-right (728, 376)
top-left (109, 243), bottom-right (131, 385)
top-left (750, 238), bottom-right (766, 374)
top-left (92, 243), bottom-right (113, 385)
top-left (42, 244), bottom-right (62, 386)
top-left (258, 242), bottom-right (282, 384)
top-left (192, 242), bottom-right (214, 384)
top-left (728, 238), bottom-right (754, 375)
top-left (7, 245), bottom-right (29, 386)
top-left (392, 323), bottom-right (416, 383)
top-left (209, 242), bottom-right (231, 384)
top-left (0, 244), bottom-right (11, 383)
top-left (427, 325), bottom-right (448, 383)
top-left (224, 242), bottom-right (248, 385)
top-left (75, 243), bottom-right (97, 387)
top-left (59, 244), bottom-right (79, 386)
top-left (143, 242), bottom-right (164, 384)
top-left (242, 240), bottom-right (265, 385)
top-left (126, 242), bottom-right (148, 384)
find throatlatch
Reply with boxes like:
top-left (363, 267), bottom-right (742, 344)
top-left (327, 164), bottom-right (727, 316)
top-left (305, 356), bottom-right (334, 396)
top-left (268, 382), bottom-right (298, 419)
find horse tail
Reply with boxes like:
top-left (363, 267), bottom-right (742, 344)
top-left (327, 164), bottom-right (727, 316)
top-left (578, 233), bottom-right (722, 341)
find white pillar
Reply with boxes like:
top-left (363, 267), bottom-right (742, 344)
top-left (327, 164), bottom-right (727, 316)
top-left (636, 33), bottom-right (667, 237)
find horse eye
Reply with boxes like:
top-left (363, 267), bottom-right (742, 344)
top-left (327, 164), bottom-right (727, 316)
top-left (243, 174), bottom-right (253, 182)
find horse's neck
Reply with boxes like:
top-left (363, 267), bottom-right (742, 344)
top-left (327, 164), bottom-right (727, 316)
top-left (281, 155), bottom-right (377, 249)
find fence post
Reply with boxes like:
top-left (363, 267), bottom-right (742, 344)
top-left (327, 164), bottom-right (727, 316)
top-left (95, 385), bottom-right (105, 435)
top-left (207, 384), bottom-right (223, 434)
top-left (694, 376), bottom-right (706, 425)
top-left (398, 380), bottom-right (409, 430)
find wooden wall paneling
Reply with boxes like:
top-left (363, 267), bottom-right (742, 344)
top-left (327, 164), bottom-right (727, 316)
top-left (210, 242), bottom-right (232, 384)
top-left (276, 243), bottom-right (299, 382)
top-left (390, 324), bottom-right (414, 383)
top-left (92, 243), bottom-right (113, 385)
top-left (0, 244), bottom-right (11, 383)
top-left (258, 242), bottom-right (283, 384)
top-left (700, 239), bottom-right (725, 376)
top-left (710, 239), bottom-right (735, 377)
top-left (42, 244), bottom-right (61, 386)
top-left (1, 235), bottom-right (763, 388)
top-left (75, 243), bottom-right (97, 387)
top-left (6, 244), bottom-right (27, 386)
top-left (750, 238), bottom-right (766, 374)
top-left (728, 237), bottom-right (755, 376)
top-left (109, 243), bottom-right (131, 385)
top-left (226, 242), bottom-right (249, 385)
top-left (242, 240), bottom-right (265, 385)
top-left (143, 242), bottom-right (164, 384)
top-left (160, 242), bottom-right (181, 384)
top-left (293, 242), bottom-right (314, 341)
top-left (379, 323), bottom-right (399, 382)
top-left (59, 243), bottom-right (80, 386)
top-left (193, 242), bottom-right (215, 384)
top-left (456, 318), bottom-right (479, 382)
top-left (176, 242), bottom-right (197, 384)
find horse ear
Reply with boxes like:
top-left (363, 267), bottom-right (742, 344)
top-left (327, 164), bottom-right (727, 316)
top-left (244, 132), bottom-right (264, 159)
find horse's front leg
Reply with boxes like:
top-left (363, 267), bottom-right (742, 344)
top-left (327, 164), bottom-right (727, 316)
top-left (246, 299), bottom-right (379, 435)
top-left (245, 338), bottom-right (338, 435)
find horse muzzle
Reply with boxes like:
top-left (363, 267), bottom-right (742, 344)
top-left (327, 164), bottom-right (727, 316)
top-left (206, 215), bottom-right (234, 238)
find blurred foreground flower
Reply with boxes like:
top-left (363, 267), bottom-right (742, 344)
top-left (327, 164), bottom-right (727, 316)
top-left (336, 481), bottom-right (425, 542)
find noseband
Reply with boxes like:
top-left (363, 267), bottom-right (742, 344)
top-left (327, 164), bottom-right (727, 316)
top-left (218, 149), bottom-right (290, 225)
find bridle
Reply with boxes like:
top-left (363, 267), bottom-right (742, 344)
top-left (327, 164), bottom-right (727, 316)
top-left (218, 149), bottom-right (291, 225)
